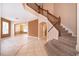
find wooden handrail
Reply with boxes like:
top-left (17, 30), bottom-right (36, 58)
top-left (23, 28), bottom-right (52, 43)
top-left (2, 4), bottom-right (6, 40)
top-left (35, 3), bottom-right (58, 19)
top-left (34, 3), bottom-right (40, 7)
top-left (35, 3), bottom-right (47, 11)
top-left (39, 7), bottom-right (47, 11)
top-left (26, 3), bottom-right (58, 19)
top-left (47, 11), bottom-right (58, 19)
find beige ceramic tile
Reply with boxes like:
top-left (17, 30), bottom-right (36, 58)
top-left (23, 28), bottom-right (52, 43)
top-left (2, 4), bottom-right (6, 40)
top-left (1, 34), bottom-right (48, 56)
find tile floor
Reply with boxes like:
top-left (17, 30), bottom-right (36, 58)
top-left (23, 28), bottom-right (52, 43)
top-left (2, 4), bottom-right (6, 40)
top-left (1, 34), bottom-right (48, 56)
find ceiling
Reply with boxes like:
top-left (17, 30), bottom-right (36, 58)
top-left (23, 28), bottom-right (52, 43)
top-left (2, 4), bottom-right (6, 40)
top-left (0, 3), bottom-right (37, 22)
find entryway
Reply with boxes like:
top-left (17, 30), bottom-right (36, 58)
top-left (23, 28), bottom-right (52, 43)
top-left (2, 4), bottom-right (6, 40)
top-left (39, 22), bottom-right (47, 40)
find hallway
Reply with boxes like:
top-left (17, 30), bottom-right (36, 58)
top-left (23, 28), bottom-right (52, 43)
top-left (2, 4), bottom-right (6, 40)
top-left (1, 34), bottom-right (47, 56)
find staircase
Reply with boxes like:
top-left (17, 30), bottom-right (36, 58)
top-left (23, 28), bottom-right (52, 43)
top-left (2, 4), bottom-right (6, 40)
top-left (23, 3), bottom-right (78, 56)
top-left (45, 26), bottom-right (77, 56)
top-left (23, 3), bottom-right (61, 36)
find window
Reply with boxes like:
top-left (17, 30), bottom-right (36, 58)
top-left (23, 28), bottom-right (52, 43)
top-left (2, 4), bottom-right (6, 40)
top-left (2, 21), bottom-right (9, 34)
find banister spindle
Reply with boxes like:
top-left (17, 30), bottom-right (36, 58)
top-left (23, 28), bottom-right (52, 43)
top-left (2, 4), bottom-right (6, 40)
top-left (38, 6), bottom-right (40, 13)
top-left (47, 10), bottom-right (48, 17)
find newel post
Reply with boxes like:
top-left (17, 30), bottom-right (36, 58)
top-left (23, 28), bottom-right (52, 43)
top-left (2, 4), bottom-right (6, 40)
top-left (38, 6), bottom-right (40, 13)
top-left (58, 16), bottom-right (61, 36)
top-left (58, 16), bottom-right (61, 25)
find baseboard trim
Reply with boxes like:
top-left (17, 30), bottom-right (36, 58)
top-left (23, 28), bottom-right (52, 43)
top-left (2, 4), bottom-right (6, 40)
top-left (61, 24), bottom-right (76, 37)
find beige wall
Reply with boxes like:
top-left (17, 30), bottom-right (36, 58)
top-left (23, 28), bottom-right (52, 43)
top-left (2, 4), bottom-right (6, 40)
top-left (54, 3), bottom-right (77, 36)
top-left (43, 3), bottom-right (54, 14)
top-left (28, 19), bottom-right (38, 37)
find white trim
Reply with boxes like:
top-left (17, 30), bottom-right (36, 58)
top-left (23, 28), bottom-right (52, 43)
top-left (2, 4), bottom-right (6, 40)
top-left (61, 24), bottom-right (76, 37)
top-left (76, 44), bottom-right (79, 51)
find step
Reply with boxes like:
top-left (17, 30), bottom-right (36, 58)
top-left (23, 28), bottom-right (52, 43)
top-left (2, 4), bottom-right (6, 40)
top-left (59, 26), bottom-right (65, 29)
top-left (61, 32), bottom-right (72, 35)
top-left (60, 30), bottom-right (68, 33)
top-left (61, 33), bottom-right (72, 36)
top-left (45, 42), bottom-right (71, 56)
top-left (59, 37), bottom-right (76, 46)
top-left (58, 38), bottom-right (76, 48)
top-left (59, 27), bottom-right (66, 30)
top-left (50, 39), bottom-right (77, 56)
top-left (45, 43), bottom-right (57, 56)
top-left (45, 43), bottom-right (62, 56)
top-left (60, 36), bottom-right (77, 42)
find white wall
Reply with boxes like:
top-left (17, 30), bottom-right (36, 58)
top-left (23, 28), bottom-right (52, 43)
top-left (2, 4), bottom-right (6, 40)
top-left (38, 14), bottom-right (59, 40)
top-left (76, 4), bottom-right (79, 51)
top-left (0, 3), bottom-right (37, 22)
top-left (47, 20), bottom-right (58, 40)
top-left (11, 21), bottom-right (14, 37)
top-left (54, 3), bottom-right (77, 36)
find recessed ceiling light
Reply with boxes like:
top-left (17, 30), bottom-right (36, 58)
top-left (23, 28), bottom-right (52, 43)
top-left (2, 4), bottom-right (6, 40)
top-left (16, 18), bottom-right (19, 19)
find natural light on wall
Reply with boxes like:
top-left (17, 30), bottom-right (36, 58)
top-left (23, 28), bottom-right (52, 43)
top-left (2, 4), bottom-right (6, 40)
top-left (23, 24), bottom-right (28, 32)
top-left (15, 24), bottom-right (28, 33)
top-left (15, 24), bottom-right (20, 32)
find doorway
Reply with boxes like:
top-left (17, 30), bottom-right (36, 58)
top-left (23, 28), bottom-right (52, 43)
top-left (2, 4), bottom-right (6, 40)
top-left (39, 22), bottom-right (47, 40)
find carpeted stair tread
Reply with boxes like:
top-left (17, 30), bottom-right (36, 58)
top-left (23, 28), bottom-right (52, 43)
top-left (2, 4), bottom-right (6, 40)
top-left (50, 39), bottom-right (77, 55)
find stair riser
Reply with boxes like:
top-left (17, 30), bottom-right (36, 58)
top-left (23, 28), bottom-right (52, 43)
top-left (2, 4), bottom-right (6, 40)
top-left (58, 40), bottom-right (76, 48)
top-left (61, 34), bottom-right (72, 36)
top-left (60, 36), bottom-right (77, 42)
top-left (61, 32), bottom-right (72, 35)
top-left (59, 38), bottom-right (76, 44)
top-left (59, 29), bottom-right (66, 32)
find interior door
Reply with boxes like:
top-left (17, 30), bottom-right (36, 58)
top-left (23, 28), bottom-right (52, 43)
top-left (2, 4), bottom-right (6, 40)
top-left (28, 20), bottom-right (38, 37)
top-left (1, 18), bottom-right (11, 38)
